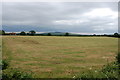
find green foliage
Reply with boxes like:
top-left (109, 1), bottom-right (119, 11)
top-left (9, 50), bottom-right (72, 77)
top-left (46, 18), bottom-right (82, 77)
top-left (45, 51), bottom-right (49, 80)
top-left (29, 30), bottom-right (36, 35)
top-left (78, 71), bottom-right (106, 78)
top-left (48, 33), bottom-right (51, 36)
top-left (116, 52), bottom-right (120, 63)
top-left (2, 60), bottom-right (9, 70)
top-left (2, 68), bottom-right (33, 80)
top-left (113, 33), bottom-right (120, 38)
top-left (2, 60), bottom-right (33, 79)
top-left (77, 62), bottom-right (118, 79)
top-left (65, 32), bottom-right (69, 36)
top-left (101, 62), bottom-right (118, 78)
top-left (77, 53), bottom-right (119, 79)
top-left (20, 31), bottom-right (26, 35)
top-left (0, 30), bottom-right (5, 35)
top-left (116, 52), bottom-right (120, 74)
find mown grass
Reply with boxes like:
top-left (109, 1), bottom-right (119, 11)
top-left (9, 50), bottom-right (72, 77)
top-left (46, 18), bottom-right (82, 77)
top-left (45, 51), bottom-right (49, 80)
top-left (2, 36), bottom-right (118, 78)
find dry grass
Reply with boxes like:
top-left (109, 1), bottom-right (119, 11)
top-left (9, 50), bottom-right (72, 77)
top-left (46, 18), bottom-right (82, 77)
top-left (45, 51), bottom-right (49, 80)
top-left (2, 36), bottom-right (118, 78)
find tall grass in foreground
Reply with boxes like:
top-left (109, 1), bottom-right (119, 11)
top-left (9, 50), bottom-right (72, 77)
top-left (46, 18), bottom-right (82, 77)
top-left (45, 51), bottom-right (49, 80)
top-left (76, 62), bottom-right (118, 79)
top-left (76, 52), bottom-right (119, 79)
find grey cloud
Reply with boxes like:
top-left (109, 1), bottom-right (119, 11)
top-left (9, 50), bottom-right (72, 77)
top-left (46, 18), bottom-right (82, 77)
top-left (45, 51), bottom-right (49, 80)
top-left (2, 2), bottom-right (118, 33)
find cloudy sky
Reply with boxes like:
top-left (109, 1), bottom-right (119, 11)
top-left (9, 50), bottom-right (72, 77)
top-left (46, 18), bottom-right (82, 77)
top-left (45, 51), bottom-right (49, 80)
top-left (2, 2), bottom-right (118, 34)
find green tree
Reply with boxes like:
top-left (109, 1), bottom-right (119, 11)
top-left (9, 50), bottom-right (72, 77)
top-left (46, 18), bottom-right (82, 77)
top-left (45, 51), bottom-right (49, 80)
top-left (65, 32), bottom-right (69, 36)
top-left (20, 31), bottom-right (26, 35)
top-left (48, 33), bottom-right (51, 36)
top-left (29, 30), bottom-right (36, 35)
top-left (114, 33), bottom-right (119, 36)
top-left (0, 30), bottom-right (5, 35)
top-left (114, 33), bottom-right (119, 37)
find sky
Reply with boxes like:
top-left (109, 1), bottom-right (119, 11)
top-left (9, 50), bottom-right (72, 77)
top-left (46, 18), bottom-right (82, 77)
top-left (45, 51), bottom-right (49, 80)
top-left (2, 2), bottom-right (118, 34)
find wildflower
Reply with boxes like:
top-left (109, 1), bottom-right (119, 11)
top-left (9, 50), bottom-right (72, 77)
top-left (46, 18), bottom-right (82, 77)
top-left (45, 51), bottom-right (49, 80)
top-left (73, 76), bottom-right (75, 78)
top-left (95, 70), bottom-right (97, 73)
top-left (89, 67), bottom-right (92, 70)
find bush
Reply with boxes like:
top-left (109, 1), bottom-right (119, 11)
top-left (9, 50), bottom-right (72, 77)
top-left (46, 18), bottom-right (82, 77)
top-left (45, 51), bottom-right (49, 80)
top-left (2, 60), bottom-right (33, 79)
top-left (101, 62), bottom-right (118, 78)
top-left (2, 60), bottom-right (9, 70)
top-left (2, 68), bottom-right (33, 80)
top-left (116, 52), bottom-right (120, 63)
top-left (77, 52), bottom-right (119, 79)
top-left (116, 52), bottom-right (120, 74)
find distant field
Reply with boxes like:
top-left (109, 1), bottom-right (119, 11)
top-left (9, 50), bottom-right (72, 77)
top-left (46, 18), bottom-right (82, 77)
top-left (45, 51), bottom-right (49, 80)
top-left (2, 36), bottom-right (118, 78)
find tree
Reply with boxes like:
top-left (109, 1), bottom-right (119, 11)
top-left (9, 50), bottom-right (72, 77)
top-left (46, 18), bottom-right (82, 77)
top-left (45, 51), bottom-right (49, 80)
top-left (20, 31), bottom-right (26, 35)
top-left (114, 33), bottom-right (119, 37)
top-left (114, 33), bottom-right (119, 36)
top-left (93, 34), bottom-right (96, 36)
top-left (29, 30), bottom-right (36, 35)
top-left (65, 32), bottom-right (69, 36)
top-left (0, 30), bottom-right (5, 35)
top-left (48, 33), bottom-right (51, 36)
top-left (26, 33), bottom-right (29, 35)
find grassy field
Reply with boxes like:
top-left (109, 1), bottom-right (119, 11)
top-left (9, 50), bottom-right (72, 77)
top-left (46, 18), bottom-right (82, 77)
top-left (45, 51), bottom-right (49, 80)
top-left (2, 36), bottom-right (118, 78)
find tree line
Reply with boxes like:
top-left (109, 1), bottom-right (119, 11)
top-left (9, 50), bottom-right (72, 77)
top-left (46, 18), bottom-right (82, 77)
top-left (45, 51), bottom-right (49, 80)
top-left (0, 30), bottom-right (36, 36)
top-left (0, 30), bottom-right (120, 38)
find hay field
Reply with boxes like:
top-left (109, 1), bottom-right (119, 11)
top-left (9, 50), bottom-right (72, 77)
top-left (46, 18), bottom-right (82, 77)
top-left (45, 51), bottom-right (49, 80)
top-left (2, 36), bottom-right (118, 78)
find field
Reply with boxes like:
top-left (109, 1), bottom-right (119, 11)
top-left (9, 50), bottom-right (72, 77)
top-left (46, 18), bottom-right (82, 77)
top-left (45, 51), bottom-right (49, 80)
top-left (2, 36), bottom-right (118, 78)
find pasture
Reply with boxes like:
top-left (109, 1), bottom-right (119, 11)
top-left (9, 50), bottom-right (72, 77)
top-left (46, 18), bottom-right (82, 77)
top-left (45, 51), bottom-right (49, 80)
top-left (2, 36), bottom-right (118, 78)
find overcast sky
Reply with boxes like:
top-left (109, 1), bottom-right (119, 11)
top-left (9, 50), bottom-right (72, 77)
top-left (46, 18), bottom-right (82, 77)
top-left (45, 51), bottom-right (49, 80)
top-left (2, 2), bottom-right (118, 34)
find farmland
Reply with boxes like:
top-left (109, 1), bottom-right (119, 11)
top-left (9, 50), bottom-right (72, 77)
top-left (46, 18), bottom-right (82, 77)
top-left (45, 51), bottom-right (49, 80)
top-left (2, 36), bottom-right (118, 78)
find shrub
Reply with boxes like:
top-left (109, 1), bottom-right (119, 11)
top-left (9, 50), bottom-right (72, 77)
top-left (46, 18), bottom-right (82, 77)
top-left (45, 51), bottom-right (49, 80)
top-left (2, 60), bottom-right (33, 79)
top-left (2, 60), bottom-right (9, 70)
top-left (116, 52), bottom-right (120, 63)
top-left (101, 62), bottom-right (118, 78)
top-left (77, 52), bottom-right (119, 79)
top-left (2, 68), bottom-right (33, 80)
